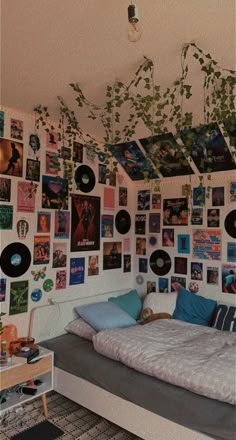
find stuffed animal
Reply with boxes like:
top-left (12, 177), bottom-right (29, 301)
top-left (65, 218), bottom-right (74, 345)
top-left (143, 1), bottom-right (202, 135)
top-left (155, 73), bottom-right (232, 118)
top-left (140, 307), bottom-right (172, 325)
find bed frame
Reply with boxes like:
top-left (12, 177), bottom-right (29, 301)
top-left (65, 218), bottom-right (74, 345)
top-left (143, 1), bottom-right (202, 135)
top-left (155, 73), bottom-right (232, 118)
top-left (29, 289), bottom-right (213, 440)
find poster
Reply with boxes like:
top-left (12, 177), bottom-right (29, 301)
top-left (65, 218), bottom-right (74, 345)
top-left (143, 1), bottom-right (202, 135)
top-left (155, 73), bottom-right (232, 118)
top-left (88, 255), bottom-right (99, 276)
top-left (230, 182), bottom-right (236, 202)
top-left (45, 151), bottom-right (60, 175)
top-left (52, 242), bottom-right (67, 268)
top-left (42, 175), bottom-right (68, 210)
top-left (175, 257), bottom-right (187, 274)
top-left (71, 194), bottom-right (100, 252)
top-left (163, 198), bottom-right (188, 225)
top-left (0, 177), bottom-right (11, 202)
top-left (17, 181), bottom-right (36, 212)
top-left (136, 237), bottom-right (146, 255)
top-left (0, 278), bottom-right (6, 302)
top-left (73, 142), bottom-right (83, 163)
top-left (46, 131), bottom-right (58, 150)
top-left (103, 241), bottom-right (122, 270)
top-left (124, 255), bottom-right (131, 272)
top-left (191, 208), bottom-right (203, 225)
top-left (0, 110), bottom-right (4, 137)
top-left (101, 215), bottom-right (114, 238)
top-left (139, 258), bottom-right (148, 273)
top-left (177, 234), bottom-right (190, 254)
top-left (152, 193), bottom-right (161, 209)
top-left (171, 276), bottom-right (186, 291)
top-left (69, 257), bottom-right (85, 285)
top-left (9, 280), bottom-right (28, 315)
top-left (119, 187), bottom-right (128, 206)
top-left (56, 270), bottom-right (67, 290)
top-left (147, 281), bottom-right (156, 294)
top-left (207, 209), bottom-right (220, 227)
top-left (149, 213), bottom-right (160, 233)
top-left (191, 262), bottom-right (203, 280)
top-left (137, 190), bottom-right (150, 210)
top-left (212, 187), bottom-right (224, 206)
top-left (98, 164), bottom-right (107, 184)
top-left (54, 211), bottom-right (70, 239)
top-left (0, 205), bottom-right (13, 229)
top-left (28, 134), bottom-right (41, 157)
top-left (33, 235), bottom-right (50, 265)
top-left (10, 118), bottom-right (23, 140)
top-left (207, 267), bottom-right (219, 285)
top-left (227, 242), bottom-right (236, 262)
top-left (26, 159), bottom-right (40, 182)
top-left (222, 264), bottom-right (236, 293)
top-left (158, 278), bottom-right (169, 293)
top-left (192, 187), bottom-right (205, 206)
top-left (103, 187), bottom-right (115, 210)
top-left (0, 138), bottom-right (23, 177)
top-left (192, 229), bottom-right (221, 260)
top-left (135, 214), bottom-right (146, 235)
top-left (162, 229), bottom-right (174, 247)
top-left (37, 211), bottom-right (51, 233)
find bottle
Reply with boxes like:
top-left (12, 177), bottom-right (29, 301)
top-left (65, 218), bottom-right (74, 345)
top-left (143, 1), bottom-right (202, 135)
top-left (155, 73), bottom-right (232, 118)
top-left (1, 340), bottom-right (7, 357)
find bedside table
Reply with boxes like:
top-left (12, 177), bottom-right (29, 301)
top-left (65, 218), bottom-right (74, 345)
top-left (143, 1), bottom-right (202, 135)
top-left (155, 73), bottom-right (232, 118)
top-left (0, 346), bottom-right (53, 417)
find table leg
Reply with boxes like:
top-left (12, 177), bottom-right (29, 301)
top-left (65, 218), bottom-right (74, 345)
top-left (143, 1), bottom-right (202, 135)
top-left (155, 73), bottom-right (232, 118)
top-left (41, 393), bottom-right (48, 418)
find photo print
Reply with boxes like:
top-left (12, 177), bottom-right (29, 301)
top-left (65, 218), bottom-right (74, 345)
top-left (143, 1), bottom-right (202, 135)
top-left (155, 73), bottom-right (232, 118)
top-left (0, 111), bottom-right (5, 137)
top-left (69, 257), bottom-right (85, 285)
top-left (28, 134), bottom-right (41, 157)
top-left (180, 123), bottom-right (236, 173)
top-left (158, 278), bottom-right (169, 293)
top-left (191, 208), bottom-right (203, 225)
top-left (207, 267), bottom-right (219, 285)
top-left (162, 228), bottom-right (174, 247)
top-left (9, 280), bottom-right (28, 315)
top-left (10, 118), bottom-right (23, 140)
top-left (207, 209), bottom-right (220, 227)
top-left (56, 270), bottom-right (67, 290)
top-left (0, 138), bottom-right (23, 177)
top-left (140, 132), bottom-right (193, 177)
top-left (109, 140), bottom-right (158, 181)
top-left (0, 278), bottom-right (6, 302)
top-left (119, 187), bottom-right (128, 206)
top-left (33, 235), bottom-right (50, 265)
top-left (136, 237), bottom-right (146, 255)
top-left (103, 241), bottom-right (122, 270)
top-left (101, 214), bottom-right (114, 238)
top-left (135, 214), bottom-right (146, 235)
top-left (137, 190), bottom-right (150, 210)
top-left (71, 194), bottom-right (100, 252)
top-left (73, 142), bottom-right (83, 163)
top-left (163, 198), bottom-right (188, 225)
top-left (88, 255), bottom-right (99, 276)
top-left (152, 193), bottom-right (161, 209)
top-left (191, 262), bottom-right (203, 280)
top-left (52, 242), bottom-right (67, 268)
top-left (0, 205), bottom-right (13, 229)
top-left (212, 186), bottom-right (224, 206)
top-left (46, 131), bottom-right (58, 150)
top-left (45, 151), bottom-right (60, 175)
top-left (139, 257), bottom-right (148, 273)
top-left (26, 158), bottom-right (40, 182)
top-left (0, 177), bottom-right (11, 202)
top-left (54, 210), bottom-right (70, 239)
top-left (222, 264), bottom-right (236, 293)
top-left (147, 281), bottom-right (156, 294)
top-left (17, 181), bottom-right (36, 213)
top-left (42, 176), bottom-right (68, 210)
top-left (149, 213), bottom-right (160, 233)
top-left (175, 257), bottom-right (187, 275)
top-left (124, 255), bottom-right (131, 273)
top-left (37, 211), bottom-right (51, 233)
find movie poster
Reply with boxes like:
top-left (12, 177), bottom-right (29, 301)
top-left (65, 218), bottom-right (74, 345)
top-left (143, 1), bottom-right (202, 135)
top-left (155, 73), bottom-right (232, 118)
top-left (222, 264), bottom-right (236, 293)
top-left (0, 205), bottom-right (13, 229)
top-left (0, 278), bottom-right (6, 302)
top-left (26, 159), bottom-right (40, 182)
top-left (71, 194), bottom-right (100, 252)
top-left (192, 229), bottom-right (221, 260)
top-left (69, 257), bottom-right (85, 285)
top-left (33, 235), bottom-right (50, 265)
top-left (52, 242), bottom-right (67, 268)
top-left (17, 181), bottom-right (36, 212)
top-left (0, 177), bottom-right (11, 202)
top-left (0, 138), bottom-right (23, 177)
top-left (55, 270), bottom-right (67, 290)
top-left (135, 214), bottom-right (146, 234)
top-left (101, 215), bottom-right (113, 238)
top-left (103, 242), bottom-right (122, 270)
top-left (54, 211), bottom-right (70, 239)
top-left (163, 198), bottom-right (188, 225)
top-left (9, 280), bottom-right (28, 315)
top-left (42, 176), bottom-right (68, 210)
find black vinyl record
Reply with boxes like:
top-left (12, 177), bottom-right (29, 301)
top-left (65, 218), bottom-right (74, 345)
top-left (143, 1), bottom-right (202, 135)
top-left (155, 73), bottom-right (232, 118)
top-left (224, 209), bottom-right (236, 239)
top-left (74, 165), bottom-right (96, 193)
top-left (149, 250), bottom-right (171, 276)
top-left (0, 242), bottom-right (31, 277)
top-left (115, 210), bottom-right (131, 234)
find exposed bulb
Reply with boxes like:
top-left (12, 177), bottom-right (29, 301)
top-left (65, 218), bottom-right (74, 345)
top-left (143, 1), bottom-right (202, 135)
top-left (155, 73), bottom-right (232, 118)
top-left (128, 3), bottom-right (142, 42)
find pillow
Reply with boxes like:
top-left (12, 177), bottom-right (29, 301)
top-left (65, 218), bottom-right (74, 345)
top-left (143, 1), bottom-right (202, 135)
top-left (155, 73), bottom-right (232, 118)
top-left (65, 318), bottom-right (97, 340)
top-left (108, 289), bottom-right (142, 320)
top-left (75, 301), bottom-right (137, 331)
top-left (173, 287), bottom-right (217, 326)
top-left (211, 303), bottom-right (236, 332)
top-left (142, 292), bottom-right (177, 316)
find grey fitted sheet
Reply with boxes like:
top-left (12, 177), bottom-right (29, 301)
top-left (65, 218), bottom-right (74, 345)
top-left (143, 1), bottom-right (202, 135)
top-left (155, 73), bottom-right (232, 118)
top-left (40, 334), bottom-right (236, 440)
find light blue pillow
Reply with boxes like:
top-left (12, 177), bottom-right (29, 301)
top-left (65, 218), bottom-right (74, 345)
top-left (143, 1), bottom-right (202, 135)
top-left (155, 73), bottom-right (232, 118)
top-left (173, 287), bottom-right (217, 326)
top-left (108, 289), bottom-right (142, 320)
top-left (75, 301), bottom-right (137, 331)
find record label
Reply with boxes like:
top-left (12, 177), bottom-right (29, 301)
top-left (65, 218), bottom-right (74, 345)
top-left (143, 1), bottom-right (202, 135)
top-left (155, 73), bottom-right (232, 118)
top-left (149, 250), bottom-right (171, 276)
top-left (224, 209), bottom-right (236, 239)
top-left (74, 165), bottom-right (96, 193)
top-left (115, 210), bottom-right (131, 234)
top-left (0, 242), bottom-right (31, 277)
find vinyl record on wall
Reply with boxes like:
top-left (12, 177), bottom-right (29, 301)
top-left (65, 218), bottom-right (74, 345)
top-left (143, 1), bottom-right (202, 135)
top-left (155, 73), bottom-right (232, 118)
top-left (0, 242), bottom-right (31, 277)
top-left (224, 209), bottom-right (236, 239)
top-left (115, 210), bottom-right (131, 234)
top-left (149, 250), bottom-right (171, 276)
top-left (74, 165), bottom-right (96, 193)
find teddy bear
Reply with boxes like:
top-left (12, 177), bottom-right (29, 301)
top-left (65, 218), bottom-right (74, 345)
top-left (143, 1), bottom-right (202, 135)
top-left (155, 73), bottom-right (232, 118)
top-left (140, 307), bottom-right (172, 324)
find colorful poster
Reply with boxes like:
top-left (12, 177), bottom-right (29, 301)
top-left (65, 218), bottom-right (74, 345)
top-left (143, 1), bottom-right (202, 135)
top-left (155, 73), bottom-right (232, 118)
top-left (191, 262), bottom-right (203, 280)
top-left (0, 205), bottom-right (13, 229)
top-left (103, 242), bottom-right (122, 270)
top-left (177, 234), bottom-right (190, 254)
top-left (227, 242), bottom-right (236, 262)
top-left (46, 131), bottom-right (58, 150)
top-left (191, 208), bottom-right (203, 225)
top-left (17, 181), bottom-right (36, 212)
top-left (152, 193), bottom-right (161, 209)
top-left (0, 138), bottom-right (23, 177)
top-left (158, 278), bottom-right (169, 293)
top-left (163, 198), bottom-right (188, 225)
top-left (149, 213), bottom-right (160, 233)
top-left (28, 134), bottom-right (41, 157)
top-left (192, 187), bottom-right (205, 206)
top-left (26, 159), bottom-right (40, 182)
top-left (103, 187), bottom-right (115, 210)
top-left (162, 228), bottom-right (174, 247)
top-left (230, 182), bottom-right (236, 202)
top-left (69, 257), bottom-right (85, 285)
top-left (119, 187), bottom-right (128, 206)
top-left (0, 278), bottom-right (6, 302)
top-left (45, 151), bottom-right (60, 175)
top-left (222, 264), bottom-right (236, 293)
top-left (52, 242), bottom-right (67, 268)
top-left (175, 257), bottom-right (187, 275)
top-left (33, 235), bottom-right (50, 265)
top-left (10, 118), bottom-right (23, 140)
top-left (73, 142), bottom-right (83, 163)
top-left (192, 229), bottom-right (221, 260)
top-left (0, 110), bottom-right (4, 137)
top-left (124, 255), bottom-right (131, 272)
top-left (171, 276), bottom-right (186, 291)
top-left (212, 187), bottom-right (224, 206)
top-left (56, 270), bottom-right (67, 290)
top-left (207, 267), bottom-right (219, 285)
top-left (9, 280), bottom-right (28, 315)
top-left (37, 212), bottom-right (51, 233)
top-left (71, 194), bottom-right (100, 252)
top-left (137, 190), bottom-right (150, 210)
top-left (42, 175), bottom-right (68, 210)
top-left (54, 210), bottom-right (70, 239)
top-left (135, 214), bottom-right (146, 235)
top-left (207, 209), bottom-right (220, 227)
top-left (140, 132), bottom-right (193, 177)
top-left (0, 177), bottom-right (11, 202)
top-left (101, 215), bottom-right (114, 238)
top-left (88, 255), bottom-right (99, 276)
top-left (109, 140), bottom-right (158, 181)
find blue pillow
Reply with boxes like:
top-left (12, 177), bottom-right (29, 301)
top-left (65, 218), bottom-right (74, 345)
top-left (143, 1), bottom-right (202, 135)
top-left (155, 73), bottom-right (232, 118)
top-left (75, 301), bottom-right (137, 331)
top-left (173, 288), bottom-right (217, 326)
top-left (108, 289), bottom-right (142, 320)
top-left (211, 304), bottom-right (236, 332)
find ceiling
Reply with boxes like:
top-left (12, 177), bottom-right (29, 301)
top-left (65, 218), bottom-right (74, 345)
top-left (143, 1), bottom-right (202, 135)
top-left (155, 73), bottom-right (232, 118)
top-left (1, 0), bottom-right (236, 140)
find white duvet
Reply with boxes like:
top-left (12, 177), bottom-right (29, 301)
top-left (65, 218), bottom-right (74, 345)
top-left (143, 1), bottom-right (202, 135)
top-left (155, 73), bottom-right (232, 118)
top-left (93, 319), bottom-right (236, 405)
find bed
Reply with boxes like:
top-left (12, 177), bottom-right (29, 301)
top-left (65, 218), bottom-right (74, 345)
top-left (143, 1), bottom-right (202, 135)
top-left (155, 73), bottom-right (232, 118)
top-left (29, 289), bottom-right (236, 440)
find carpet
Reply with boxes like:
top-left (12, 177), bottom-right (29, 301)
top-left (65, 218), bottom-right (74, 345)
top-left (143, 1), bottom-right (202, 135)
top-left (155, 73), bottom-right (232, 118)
top-left (10, 420), bottom-right (64, 440)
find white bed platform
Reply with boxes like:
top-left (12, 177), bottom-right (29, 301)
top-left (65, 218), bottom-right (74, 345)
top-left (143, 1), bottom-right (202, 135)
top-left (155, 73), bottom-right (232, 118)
top-left (30, 289), bottom-right (213, 440)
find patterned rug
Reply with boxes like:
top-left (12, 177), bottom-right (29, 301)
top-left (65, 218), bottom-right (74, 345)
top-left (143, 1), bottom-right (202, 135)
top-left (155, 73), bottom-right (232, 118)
top-left (1, 391), bottom-right (142, 440)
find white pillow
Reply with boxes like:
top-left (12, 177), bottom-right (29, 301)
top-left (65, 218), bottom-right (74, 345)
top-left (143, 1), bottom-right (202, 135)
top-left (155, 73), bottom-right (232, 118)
top-left (65, 318), bottom-right (97, 340)
top-left (142, 292), bottom-right (177, 315)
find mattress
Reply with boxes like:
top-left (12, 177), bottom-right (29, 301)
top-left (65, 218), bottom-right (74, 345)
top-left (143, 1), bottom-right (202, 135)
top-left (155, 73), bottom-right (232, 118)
top-left (40, 333), bottom-right (236, 440)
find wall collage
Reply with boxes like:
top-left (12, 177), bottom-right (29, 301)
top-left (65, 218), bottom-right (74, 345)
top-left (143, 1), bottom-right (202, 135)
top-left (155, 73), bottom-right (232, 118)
top-left (0, 108), bottom-right (236, 336)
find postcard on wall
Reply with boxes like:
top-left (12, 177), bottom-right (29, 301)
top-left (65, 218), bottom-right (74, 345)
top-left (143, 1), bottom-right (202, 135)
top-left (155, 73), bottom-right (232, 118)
top-left (42, 175), bottom-right (68, 210)
top-left (54, 210), bottom-right (70, 239)
top-left (171, 276), bottom-right (186, 291)
top-left (73, 142), bottom-right (83, 163)
top-left (192, 187), bottom-right (205, 206)
top-left (163, 198), bottom-right (188, 225)
top-left (124, 238), bottom-right (130, 253)
top-left (191, 208), bottom-right (203, 225)
top-left (230, 182), bottom-right (236, 202)
top-left (180, 123), bottom-right (236, 173)
top-left (71, 194), bottom-right (100, 252)
top-left (69, 257), bottom-right (85, 285)
top-left (17, 181), bottom-right (36, 213)
top-left (101, 214), bottom-right (114, 238)
top-left (147, 281), bottom-right (156, 294)
top-left (109, 140), bottom-right (158, 181)
top-left (227, 242), bottom-right (236, 262)
top-left (191, 262), bottom-right (203, 280)
top-left (28, 134), bottom-right (41, 158)
top-left (222, 264), bottom-right (236, 294)
top-left (103, 187), bottom-right (115, 210)
top-left (37, 211), bottom-right (51, 233)
top-left (45, 151), bottom-right (60, 175)
top-left (0, 278), bottom-right (6, 302)
top-left (139, 258), bottom-right (148, 273)
top-left (207, 267), bottom-right (219, 285)
top-left (0, 205), bottom-right (13, 229)
top-left (103, 241), bottom-right (122, 270)
top-left (136, 237), bottom-right (146, 255)
top-left (174, 257), bottom-right (187, 275)
top-left (26, 158), bottom-right (40, 182)
top-left (10, 118), bottom-right (23, 141)
top-left (140, 132), bottom-right (193, 177)
top-left (177, 234), bottom-right (190, 254)
top-left (158, 278), bottom-right (168, 293)
top-left (152, 193), bottom-right (161, 209)
top-left (119, 187), bottom-right (127, 206)
top-left (124, 255), bottom-right (131, 273)
top-left (135, 214), bottom-right (146, 235)
top-left (46, 131), bottom-right (58, 150)
top-left (149, 213), bottom-right (160, 233)
top-left (88, 255), bottom-right (99, 276)
top-left (0, 111), bottom-right (5, 137)
top-left (98, 164), bottom-right (107, 184)
top-left (9, 280), bottom-right (28, 315)
top-left (212, 186), bottom-right (224, 206)
top-left (207, 208), bottom-right (220, 228)
top-left (52, 242), bottom-right (67, 268)
top-left (33, 235), bottom-right (50, 265)
top-left (192, 229), bottom-right (221, 260)
top-left (55, 270), bottom-right (67, 290)
top-left (0, 177), bottom-right (11, 202)
top-left (137, 190), bottom-right (150, 210)
top-left (0, 138), bottom-right (23, 177)
top-left (162, 228), bottom-right (174, 247)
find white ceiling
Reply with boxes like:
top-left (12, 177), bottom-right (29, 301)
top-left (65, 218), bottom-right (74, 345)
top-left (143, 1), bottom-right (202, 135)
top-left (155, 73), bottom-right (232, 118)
top-left (1, 0), bottom-right (236, 139)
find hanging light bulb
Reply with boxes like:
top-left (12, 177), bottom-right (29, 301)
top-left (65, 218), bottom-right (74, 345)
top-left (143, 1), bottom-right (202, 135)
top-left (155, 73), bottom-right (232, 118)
top-left (128, 3), bottom-right (142, 42)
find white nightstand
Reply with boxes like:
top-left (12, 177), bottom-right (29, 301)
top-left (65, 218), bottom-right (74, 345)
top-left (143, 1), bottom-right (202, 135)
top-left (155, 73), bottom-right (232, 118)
top-left (0, 346), bottom-right (53, 417)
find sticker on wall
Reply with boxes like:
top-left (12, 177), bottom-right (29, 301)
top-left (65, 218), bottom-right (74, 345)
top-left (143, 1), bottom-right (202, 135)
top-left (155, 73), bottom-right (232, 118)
top-left (31, 266), bottom-right (47, 282)
top-left (43, 279), bottom-right (54, 292)
top-left (31, 288), bottom-right (43, 302)
top-left (16, 218), bottom-right (29, 239)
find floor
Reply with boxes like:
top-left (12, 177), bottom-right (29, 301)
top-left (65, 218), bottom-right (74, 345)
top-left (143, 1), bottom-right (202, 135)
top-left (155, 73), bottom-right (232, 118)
top-left (0, 391), bottom-right (142, 439)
